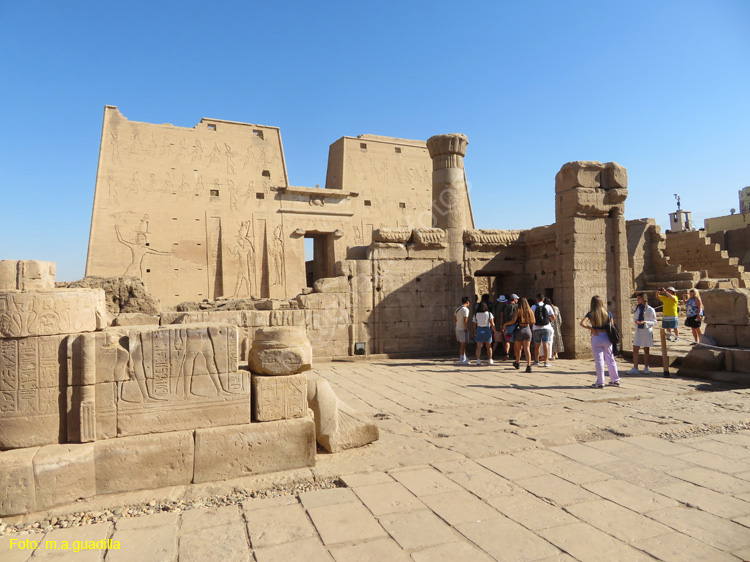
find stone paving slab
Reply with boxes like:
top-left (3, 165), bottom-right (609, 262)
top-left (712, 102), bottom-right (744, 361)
top-left (3, 358), bottom-right (750, 561)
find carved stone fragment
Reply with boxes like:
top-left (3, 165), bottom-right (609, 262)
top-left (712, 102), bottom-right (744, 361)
top-left (252, 373), bottom-right (307, 422)
top-left (306, 372), bottom-right (379, 453)
top-left (249, 326), bottom-right (312, 376)
top-left (0, 260), bottom-right (56, 291)
top-left (372, 227), bottom-right (412, 244)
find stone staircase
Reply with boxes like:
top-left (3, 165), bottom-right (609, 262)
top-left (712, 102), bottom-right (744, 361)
top-left (665, 230), bottom-right (750, 289)
top-left (637, 223), bottom-right (702, 291)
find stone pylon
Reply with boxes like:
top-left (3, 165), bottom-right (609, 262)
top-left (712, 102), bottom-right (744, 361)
top-left (426, 134), bottom-right (469, 308)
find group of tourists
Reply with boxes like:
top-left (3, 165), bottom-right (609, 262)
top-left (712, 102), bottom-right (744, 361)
top-left (453, 293), bottom-right (564, 372)
top-left (454, 286), bottom-right (705, 389)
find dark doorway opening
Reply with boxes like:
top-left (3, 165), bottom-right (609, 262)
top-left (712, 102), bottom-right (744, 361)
top-left (304, 232), bottom-right (335, 288)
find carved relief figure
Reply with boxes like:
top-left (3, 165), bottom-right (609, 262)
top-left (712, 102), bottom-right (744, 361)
top-left (127, 172), bottom-right (140, 197)
top-left (107, 176), bottom-right (120, 204)
top-left (138, 214), bottom-right (150, 235)
top-left (191, 139), bottom-right (203, 162)
top-left (128, 130), bottom-right (142, 160)
top-left (242, 145), bottom-right (256, 169)
top-left (228, 180), bottom-right (239, 211)
top-left (228, 221), bottom-right (255, 297)
top-left (109, 131), bottom-right (121, 163)
top-left (209, 143), bottom-right (221, 165)
top-left (271, 225), bottom-right (285, 286)
top-left (225, 143), bottom-right (236, 175)
top-left (115, 225), bottom-right (171, 277)
top-left (175, 327), bottom-right (233, 397)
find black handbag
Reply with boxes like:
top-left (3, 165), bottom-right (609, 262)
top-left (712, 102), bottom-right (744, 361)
top-left (607, 320), bottom-right (621, 345)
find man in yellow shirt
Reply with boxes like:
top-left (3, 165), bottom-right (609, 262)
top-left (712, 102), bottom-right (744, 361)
top-left (657, 287), bottom-right (680, 341)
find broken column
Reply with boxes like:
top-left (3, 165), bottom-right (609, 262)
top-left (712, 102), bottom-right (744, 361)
top-left (426, 133), bottom-right (469, 307)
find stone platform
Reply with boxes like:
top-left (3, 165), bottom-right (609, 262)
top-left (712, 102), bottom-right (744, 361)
top-left (3, 357), bottom-right (750, 561)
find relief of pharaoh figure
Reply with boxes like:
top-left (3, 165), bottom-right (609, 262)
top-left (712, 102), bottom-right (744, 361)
top-left (115, 224), bottom-right (171, 277)
top-left (228, 220), bottom-right (255, 297)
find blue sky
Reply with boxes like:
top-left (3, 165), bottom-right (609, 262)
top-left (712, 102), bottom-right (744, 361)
top-left (1, 0), bottom-right (748, 281)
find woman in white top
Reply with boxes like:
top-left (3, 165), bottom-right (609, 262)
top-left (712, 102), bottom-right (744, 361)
top-left (627, 292), bottom-right (657, 375)
top-left (473, 302), bottom-right (495, 366)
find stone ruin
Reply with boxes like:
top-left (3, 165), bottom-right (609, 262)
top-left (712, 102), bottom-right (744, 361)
top-left (0, 260), bottom-right (378, 517)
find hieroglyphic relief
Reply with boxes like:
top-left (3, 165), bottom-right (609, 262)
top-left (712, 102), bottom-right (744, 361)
top-left (270, 225), bottom-right (285, 287)
top-left (115, 224), bottom-right (171, 278)
top-left (0, 290), bottom-right (105, 338)
top-left (228, 221), bottom-right (255, 298)
top-left (252, 374), bottom-right (307, 422)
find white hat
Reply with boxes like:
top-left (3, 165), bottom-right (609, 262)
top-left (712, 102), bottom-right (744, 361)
top-left (667, 286), bottom-right (676, 292)
top-left (510, 294), bottom-right (519, 300)
top-left (497, 295), bottom-right (508, 303)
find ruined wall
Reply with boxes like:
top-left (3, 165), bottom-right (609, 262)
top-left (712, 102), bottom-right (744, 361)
top-left (708, 226), bottom-right (750, 269)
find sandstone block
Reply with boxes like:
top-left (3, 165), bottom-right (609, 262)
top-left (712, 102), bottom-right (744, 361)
top-left (193, 417), bottom-right (315, 483)
top-left (252, 373), bottom-right (308, 422)
top-left (306, 373), bottom-right (379, 453)
top-left (0, 447), bottom-right (37, 516)
top-left (0, 260), bottom-right (56, 291)
top-left (679, 348), bottom-right (725, 372)
top-left (411, 228), bottom-right (447, 248)
top-left (112, 313), bottom-right (160, 326)
top-left (705, 324), bottom-right (737, 347)
top-left (95, 430), bottom-right (194, 494)
top-left (372, 227), bottom-right (412, 244)
top-left (367, 243), bottom-right (408, 260)
top-left (0, 335), bottom-right (65, 449)
top-left (0, 288), bottom-right (107, 338)
top-left (736, 325), bottom-right (750, 347)
top-left (725, 349), bottom-right (750, 373)
top-left (33, 443), bottom-right (95, 510)
top-left (249, 326), bottom-right (312, 376)
top-left (701, 289), bottom-right (750, 326)
top-left (313, 276), bottom-right (349, 293)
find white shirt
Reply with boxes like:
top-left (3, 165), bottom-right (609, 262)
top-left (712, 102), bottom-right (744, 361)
top-left (455, 305), bottom-right (470, 329)
top-left (531, 304), bottom-right (555, 331)
top-left (473, 311), bottom-right (494, 328)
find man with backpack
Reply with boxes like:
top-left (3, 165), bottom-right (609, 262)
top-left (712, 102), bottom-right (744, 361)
top-left (501, 294), bottom-right (519, 360)
top-left (454, 296), bottom-right (472, 365)
top-left (531, 293), bottom-right (556, 367)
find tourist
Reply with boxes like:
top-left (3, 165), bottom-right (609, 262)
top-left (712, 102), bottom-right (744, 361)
top-left (579, 296), bottom-right (621, 388)
top-left (627, 292), bottom-right (656, 374)
top-left (546, 297), bottom-right (564, 360)
top-left (683, 288), bottom-right (704, 343)
top-left (657, 287), bottom-right (680, 341)
top-left (473, 302), bottom-right (495, 366)
top-left (454, 296), bottom-right (471, 364)
top-left (492, 295), bottom-right (508, 355)
top-left (504, 297), bottom-right (534, 372)
top-left (503, 294), bottom-right (519, 360)
top-left (531, 294), bottom-right (556, 367)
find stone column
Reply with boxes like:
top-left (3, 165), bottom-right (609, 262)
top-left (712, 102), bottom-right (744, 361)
top-left (427, 134), bottom-right (469, 308)
top-left (555, 161), bottom-right (631, 358)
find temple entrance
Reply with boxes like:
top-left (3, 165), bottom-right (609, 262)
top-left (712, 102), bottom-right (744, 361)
top-left (304, 232), bottom-right (335, 288)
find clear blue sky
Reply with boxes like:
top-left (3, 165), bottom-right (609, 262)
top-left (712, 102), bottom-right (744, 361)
top-left (2, 1), bottom-right (748, 281)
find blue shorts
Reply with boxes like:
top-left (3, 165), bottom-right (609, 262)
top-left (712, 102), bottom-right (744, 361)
top-left (533, 329), bottom-right (551, 343)
top-left (475, 326), bottom-right (492, 343)
top-left (662, 316), bottom-right (678, 329)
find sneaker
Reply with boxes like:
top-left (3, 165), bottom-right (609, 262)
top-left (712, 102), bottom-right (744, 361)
top-left (459, 359), bottom-right (469, 365)
top-left (626, 368), bottom-right (639, 375)
top-left (673, 337), bottom-right (680, 342)
top-left (488, 359), bottom-right (494, 365)
top-left (608, 380), bottom-right (620, 387)
top-left (544, 362), bottom-right (551, 367)
top-left (591, 383), bottom-right (604, 389)
top-left (513, 361), bottom-right (520, 370)
top-left (532, 361), bottom-right (539, 366)
top-left (476, 360), bottom-right (481, 366)
top-left (644, 367), bottom-right (651, 374)
top-left (525, 365), bottom-right (532, 373)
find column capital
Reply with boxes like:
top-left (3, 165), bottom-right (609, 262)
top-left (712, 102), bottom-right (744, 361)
top-left (426, 134), bottom-right (469, 170)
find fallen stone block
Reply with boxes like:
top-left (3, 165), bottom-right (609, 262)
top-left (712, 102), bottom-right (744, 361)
top-left (313, 276), bottom-right (348, 293)
top-left (679, 347), bottom-right (725, 372)
top-left (702, 288), bottom-right (750, 326)
top-left (249, 326), bottom-right (312, 376)
top-left (193, 417), bottom-right (315, 483)
top-left (306, 373), bottom-right (379, 453)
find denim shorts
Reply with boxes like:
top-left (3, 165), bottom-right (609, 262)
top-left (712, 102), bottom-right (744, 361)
top-left (533, 329), bottom-right (551, 343)
top-left (662, 316), bottom-right (678, 329)
top-left (475, 326), bottom-right (492, 343)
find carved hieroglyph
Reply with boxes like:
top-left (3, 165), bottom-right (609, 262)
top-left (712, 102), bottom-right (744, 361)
top-left (0, 335), bottom-right (64, 448)
top-left (248, 326), bottom-right (312, 376)
top-left (0, 289), bottom-right (107, 338)
top-left (0, 260), bottom-right (56, 292)
top-left (252, 373), bottom-right (307, 422)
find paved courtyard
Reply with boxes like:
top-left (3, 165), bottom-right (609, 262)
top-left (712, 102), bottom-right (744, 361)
top-left (3, 357), bottom-right (750, 561)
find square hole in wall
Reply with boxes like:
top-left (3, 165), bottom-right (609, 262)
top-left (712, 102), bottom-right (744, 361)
top-left (262, 170), bottom-right (271, 178)
top-left (399, 202), bottom-right (406, 209)
top-left (207, 124), bottom-right (216, 131)
top-left (145, 243), bottom-right (150, 247)
top-left (253, 130), bottom-right (264, 140)
top-left (364, 200), bottom-right (372, 206)
top-left (256, 192), bottom-right (265, 199)
top-left (395, 147), bottom-right (401, 153)
top-left (360, 143), bottom-right (367, 149)
top-left (146, 269), bottom-right (151, 273)
top-left (210, 189), bottom-right (219, 197)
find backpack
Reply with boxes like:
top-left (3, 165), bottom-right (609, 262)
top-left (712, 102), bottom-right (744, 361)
top-left (534, 304), bottom-right (550, 326)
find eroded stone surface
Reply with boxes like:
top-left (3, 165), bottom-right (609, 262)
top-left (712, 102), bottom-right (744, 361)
top-left (248, 326), bottom-right (312, 376)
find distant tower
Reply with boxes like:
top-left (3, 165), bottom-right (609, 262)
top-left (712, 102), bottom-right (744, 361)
top-left (739, 186), bottom-right (750, 214)
top-left (669, 193), bottom-right (693, 232)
